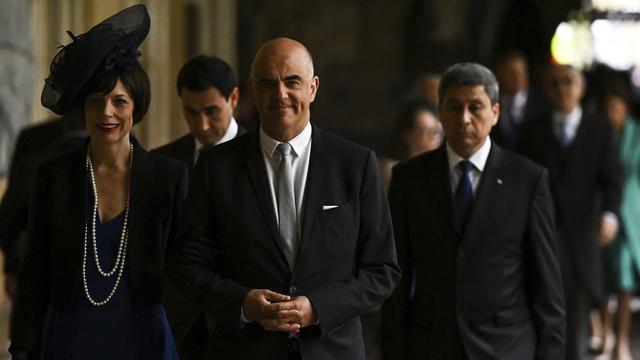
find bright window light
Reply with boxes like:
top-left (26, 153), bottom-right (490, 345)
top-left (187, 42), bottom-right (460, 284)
top-left (592, 0), bottom-right (640, 12)
top-left (550, 21), bottom-right (593, 69)
top-left (591, 20), bottom-right (640, 70)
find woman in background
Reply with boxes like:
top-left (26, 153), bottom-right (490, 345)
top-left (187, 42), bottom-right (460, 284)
top-left (10, 5), bottom-right (187, 359)
top-left (379, 101), bottom-right (443, 189)
top-left (593, 93), bottom-right (640, 360)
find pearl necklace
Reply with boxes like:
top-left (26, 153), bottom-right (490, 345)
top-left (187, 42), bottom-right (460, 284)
top-left (82, 143), bottom-right (133, 306)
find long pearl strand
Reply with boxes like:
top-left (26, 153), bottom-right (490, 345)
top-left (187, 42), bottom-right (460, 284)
top-left (82, 143), bottom-right (133, 306)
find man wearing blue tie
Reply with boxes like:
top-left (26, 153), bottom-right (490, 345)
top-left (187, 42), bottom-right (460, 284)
top-left (382, 63), bottom-right (566, 359)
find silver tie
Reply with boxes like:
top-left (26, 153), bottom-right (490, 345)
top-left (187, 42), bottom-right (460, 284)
top-left (276, 143), bottom-right (298, 270)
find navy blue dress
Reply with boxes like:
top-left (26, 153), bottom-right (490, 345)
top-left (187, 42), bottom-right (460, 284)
top-left (43, 187), bottom-right (178, 360)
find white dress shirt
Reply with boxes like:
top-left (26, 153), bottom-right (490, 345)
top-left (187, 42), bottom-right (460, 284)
top-left (446, 137), bottom-right (492, 198)
top-left (194, 117), bottom-right (240, 164)
top-left (240, 122), bottom-right (312, 324)
top-left (259, 122), bottom-right (312, 233)
top-left (510, 90), bottom-right (528, 125)
top-left (552, 106), bottom-right (582, 145)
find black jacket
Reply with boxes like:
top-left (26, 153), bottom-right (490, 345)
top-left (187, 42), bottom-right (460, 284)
top-left (519, 111), bottom-right (622, 301)
top-left (169, 126), bottom-right (401, 360)
top-left (11, 138), bottom-right (188, 354)
top-left (382, 144), bottom-right (566, 360)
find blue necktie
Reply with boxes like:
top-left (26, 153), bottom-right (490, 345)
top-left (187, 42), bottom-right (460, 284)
top-left (455, 160), bottom-right (473, 229)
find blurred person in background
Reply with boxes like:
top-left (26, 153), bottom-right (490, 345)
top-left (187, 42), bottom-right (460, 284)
top-left (403, 73), bottom-right (441, 109)
top-left (154, 55), bottom-right (246, 174)
top-left (379, 101), bottom-right (442, 190)
top-left (153, 54), bottom-right (247, 360)
top-left (0, 113), bottom-right (85, 339)
top-left (591, 93), bottom-right (640, 360)
top-left (414, 73), bottom-right (441, 106)
top-left (520, 64), bottom-right (622, 360)
top-left (491, 50), bottom-right (549, 152)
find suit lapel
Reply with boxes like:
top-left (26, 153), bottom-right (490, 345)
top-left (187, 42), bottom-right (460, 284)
top-left (463, 143), bottom-right (506, 241)
top-left (425, 146), bottom-right (459, 235)
top-left (244, 134), bottom-right (285, 262)
top-left (298, 126), bottom-right (323, 262)
top-left (180, 134), bottom-right (196, 170)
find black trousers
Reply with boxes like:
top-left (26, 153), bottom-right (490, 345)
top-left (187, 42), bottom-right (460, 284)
top-left (287, 338), bottom-right (302, 360)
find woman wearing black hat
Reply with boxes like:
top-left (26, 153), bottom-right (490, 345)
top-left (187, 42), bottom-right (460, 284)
top-left (9, 5), bottom-right (185, 359)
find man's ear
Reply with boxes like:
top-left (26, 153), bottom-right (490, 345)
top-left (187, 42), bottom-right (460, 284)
top-left (229, 87), bottom-right (240, 110)
top-left (309, 76), bottom-right (320, 103)
top-left (491, 102), bottom-right (500, 126)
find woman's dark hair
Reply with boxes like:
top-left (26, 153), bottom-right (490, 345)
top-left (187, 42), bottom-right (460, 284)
top-left (76, 63), bottom-right (151, 124)
top-left (388, 100), bottom-right (438, 160)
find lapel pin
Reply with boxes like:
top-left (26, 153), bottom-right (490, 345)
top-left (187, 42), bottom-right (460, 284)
top-left (497, 179), bottom-right (503, 186)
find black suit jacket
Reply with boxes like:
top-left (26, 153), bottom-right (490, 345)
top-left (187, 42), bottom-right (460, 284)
top-left (519, 111), bottom-right (621, 301)
top-left (152, 126), bottom-right (246, 360)
top-left (10, 139), bottom-right (188, 354)
top-left (169, 126), bottom-right (401, 360)
top-left (382, 144), bottom-right (565, 360)
top-left (153, 125), bottom-right (247, 175)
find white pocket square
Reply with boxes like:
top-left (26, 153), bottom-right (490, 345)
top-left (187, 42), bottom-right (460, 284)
top-left (322, 205), bottom-right (338, 210)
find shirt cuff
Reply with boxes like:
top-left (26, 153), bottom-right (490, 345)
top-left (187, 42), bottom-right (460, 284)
top-left (240, 306), bottom-right (251, 323)
top-left (602, 212), bottom-right (619, 226)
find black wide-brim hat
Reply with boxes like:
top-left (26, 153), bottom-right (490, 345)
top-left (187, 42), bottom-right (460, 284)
top-left (41, 4), bottom-right (150, 115)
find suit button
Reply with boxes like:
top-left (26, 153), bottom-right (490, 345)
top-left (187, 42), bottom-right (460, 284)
top-left (289, 286), bottom-right (297, 296)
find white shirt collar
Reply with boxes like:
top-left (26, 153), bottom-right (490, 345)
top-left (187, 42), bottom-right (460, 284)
top-left (215, 117), bottom-right (239, 145)
top-left (194, 117), bottom-right (239, 152)
top-left (553, 105), bottom-right (582, 133)
top-left (259, 121), bottom-right (312, 159)
top-left (446, 137), bottom-right (492, 173)
top-left (512, 90), bottom-right (527, 109)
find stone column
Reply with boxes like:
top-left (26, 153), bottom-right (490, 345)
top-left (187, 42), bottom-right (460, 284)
top-left (0, 0), bottom-right (33, 176)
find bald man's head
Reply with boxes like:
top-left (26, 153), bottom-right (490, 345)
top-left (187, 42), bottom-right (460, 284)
top-left (249, 37), bottom-right (319, 141)
top-left (250, 37), bottom-right (315, 80)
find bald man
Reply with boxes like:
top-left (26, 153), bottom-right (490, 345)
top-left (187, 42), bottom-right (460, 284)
top-left (170, 38), bottom-right (400, 360)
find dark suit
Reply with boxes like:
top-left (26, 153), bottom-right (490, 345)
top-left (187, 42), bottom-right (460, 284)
top-left (153, 125), bottom-right (247, 175)
top-left (491, 91), bottom-right (550, 152)
top-left (10, 139), bottom-right (188, 356)
top-left (382, 143), bottom-right (565, 360)
top-left (152, 126), bottom-right (246, 360)
top-left (169, 126), bottom-right (401, 360)
top-left (520, 111), bottom-right (621, 359)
